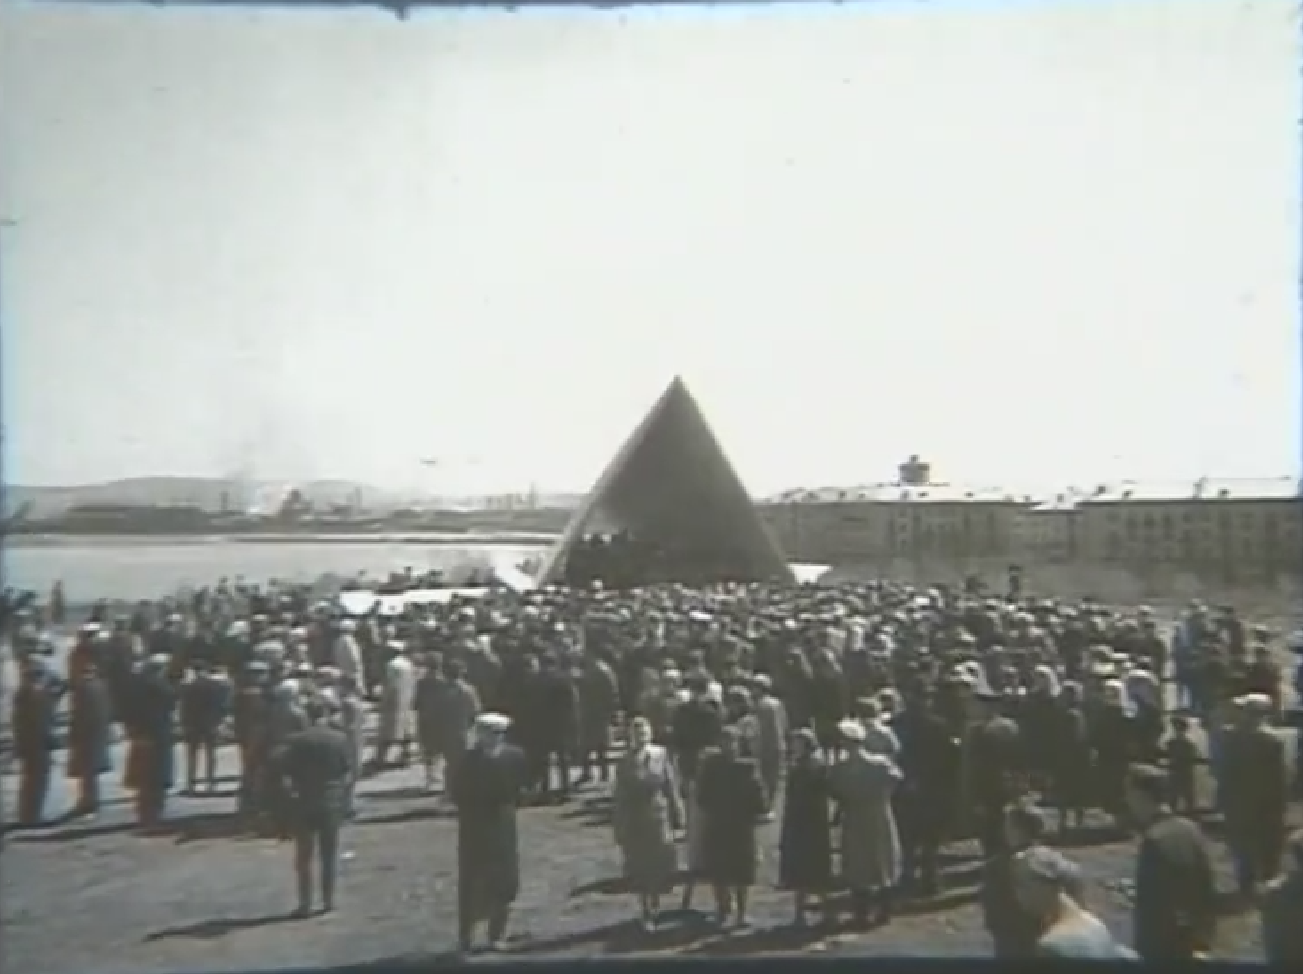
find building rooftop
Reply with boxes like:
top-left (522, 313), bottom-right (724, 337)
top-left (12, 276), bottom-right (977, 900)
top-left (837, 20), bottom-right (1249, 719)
top-left (1028, 493), bottom-right (1085, 513)
top-left (761, 483), bottom-right (1030, 504)
top-left (1080, 477), bottom-right (1302, 504)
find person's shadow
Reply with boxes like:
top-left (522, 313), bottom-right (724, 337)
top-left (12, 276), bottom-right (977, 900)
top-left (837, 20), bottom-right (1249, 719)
top-left (143, 911), bottom-right (306, 942)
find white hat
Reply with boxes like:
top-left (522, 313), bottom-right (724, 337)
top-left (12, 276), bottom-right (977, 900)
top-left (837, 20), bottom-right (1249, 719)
top-left (1236, 692), bottom-right (1273, 714)
top-left (838, 718), bottom-right (868, 743)
top-left (475, 712), bottom-right (512, 733)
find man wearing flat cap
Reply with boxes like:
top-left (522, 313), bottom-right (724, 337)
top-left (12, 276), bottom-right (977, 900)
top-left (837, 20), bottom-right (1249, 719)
top-left (449, 712), bottom-right (528, 954)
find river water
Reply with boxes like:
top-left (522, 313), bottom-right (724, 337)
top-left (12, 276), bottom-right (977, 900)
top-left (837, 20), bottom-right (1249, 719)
top-left (3, 539), bottom-right (551, 603)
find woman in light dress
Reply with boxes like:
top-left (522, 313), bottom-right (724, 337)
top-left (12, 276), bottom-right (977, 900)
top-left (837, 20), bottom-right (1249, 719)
top-left (612, 716), bottom-right (685, 931)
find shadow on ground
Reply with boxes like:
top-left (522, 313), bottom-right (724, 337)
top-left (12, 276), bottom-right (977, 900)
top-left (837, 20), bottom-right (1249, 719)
top-left (8, 810), bottom-right (248, 845)
top-left (144, 912), bottom-right (306, 942)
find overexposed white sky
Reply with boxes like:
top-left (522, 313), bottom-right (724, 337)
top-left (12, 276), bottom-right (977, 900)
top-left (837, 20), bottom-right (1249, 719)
top-left (1, 0), bottom-right (1298, 497)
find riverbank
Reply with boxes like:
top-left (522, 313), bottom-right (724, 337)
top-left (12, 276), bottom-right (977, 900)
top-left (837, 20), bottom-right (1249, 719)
top-left (4, 532), bottom-right (559, 550)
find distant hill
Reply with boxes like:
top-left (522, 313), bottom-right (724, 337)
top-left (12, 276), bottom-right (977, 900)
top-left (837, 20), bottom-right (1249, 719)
top-left (4, 477), bottom-right (395, 519)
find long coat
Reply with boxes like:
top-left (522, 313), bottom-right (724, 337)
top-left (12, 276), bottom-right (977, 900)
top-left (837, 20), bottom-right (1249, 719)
top-left (67, 675), bottom-right (113, 779)
top-left (451, 742), bottom-right (528, 920)
top-left (377, 655), bottom-right (417, 744)
top-left (833, 750), bottom-right (904, 890)
top-left (125, 672), bottom-right (177, 793)
top-left (695, 751), bottom-right (767, 887)
top-left (612, 744), bottom-right (684, 893)
top-left (779, 756), bottom-right (834, 891)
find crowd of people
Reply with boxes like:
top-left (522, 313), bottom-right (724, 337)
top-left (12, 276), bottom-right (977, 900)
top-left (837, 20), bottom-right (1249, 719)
top-left (561, 532), bottom-right (754, 589)
top-left (5, 556), bottom-right (1303, 959)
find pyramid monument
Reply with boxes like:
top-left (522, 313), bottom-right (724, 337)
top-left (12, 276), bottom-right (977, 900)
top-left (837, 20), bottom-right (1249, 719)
top-left (534, 376), bottom-right (794, 587)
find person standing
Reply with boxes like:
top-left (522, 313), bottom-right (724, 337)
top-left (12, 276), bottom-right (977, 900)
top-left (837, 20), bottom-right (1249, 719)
top-left (125, 655), bottom-right (178, 830)
top-left (66, 659), bottom-right (113, 818)
top-left (967, 687), bottom-right (1026, 857)
top-left (337, 674), bottom-right (367, 818)
top-left (611, 716), bottom-right (684, 931)
top-left (695, 725), bottom-right (768, 929)
top-left (671, 677), bottom-right (725, 914)
top-left (778, 728), bottom-right (833, 926)
top-left (751, 675), bottom-right (788, 821)
top-left (273, 693), bottom-right (355, 917)
top-left (11, 658), bottom-right (62, 826)
top-left (1220, 693), bottom-right (1288, 897)
top-left (449, 712), bottom-right (528, 955)
top-left (831, 717), bottom-right (905, 929)
top-left (233, 660), bottom-right (272, 824)
top-left (895, 687), bottom-right (960, 894)
top-left (375, 642), bottom-right (416, 769)
top-left (578, 653), bottom-right (620, 786)
top-left (180, 660), bottom-right (230, 795)
top-left (1125, 764), bottom-right (1218, 959)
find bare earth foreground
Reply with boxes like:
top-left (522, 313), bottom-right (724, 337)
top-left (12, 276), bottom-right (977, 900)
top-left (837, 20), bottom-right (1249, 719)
top-left (2, 737), bottom-right (1278, 974)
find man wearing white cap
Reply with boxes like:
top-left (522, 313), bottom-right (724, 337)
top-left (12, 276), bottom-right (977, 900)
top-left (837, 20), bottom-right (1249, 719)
top-left (449, 712), bottom-right (528, 955)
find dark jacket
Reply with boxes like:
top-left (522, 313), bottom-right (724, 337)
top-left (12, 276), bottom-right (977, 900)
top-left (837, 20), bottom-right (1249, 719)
top-left (451, 742), bottom-right (528, 913)
top-left (12, 676), bottom-right (63, 764)
top-left (274, 723), bottom-right (355, 828)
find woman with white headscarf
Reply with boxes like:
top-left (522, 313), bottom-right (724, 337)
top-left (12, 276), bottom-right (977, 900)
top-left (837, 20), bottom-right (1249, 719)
top-left (831, 717), bottom-right (904, 929)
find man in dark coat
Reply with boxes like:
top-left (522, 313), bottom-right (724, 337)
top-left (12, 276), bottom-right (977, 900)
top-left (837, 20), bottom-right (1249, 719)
top-left (895, 688), bottom-right (960, 893)
top-left (1125, 764), bottom-right (1218, 959)
top-left (67, 660), bottom-right (113, 817)
top-left (415, 657), bottom-right (480, 797)
top-left (536, 653), bottom-right (580, 802)
top-left (233, 660), bottom-right (272, 822)
top-left (967, 687), bottom-right (1026, 857)
top-left (577, 653), bottom-right (619, 785)
top-left (180, 660), bottom-right (231, 794)
top-left (449, 712), bottom-right (528, 955)
top-left (125, 655), bottom-right (178, 829)
top-left (1220, 693), bottom-right (1288, 895)
top-left (11, 658), bottom-right (63, 826)
top-left (272, 693), bottom-right (355, 917)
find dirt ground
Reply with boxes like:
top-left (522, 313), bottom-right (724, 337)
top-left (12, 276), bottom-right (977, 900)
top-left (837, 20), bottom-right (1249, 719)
top-left (1, 740), bottom-right (1282, 974)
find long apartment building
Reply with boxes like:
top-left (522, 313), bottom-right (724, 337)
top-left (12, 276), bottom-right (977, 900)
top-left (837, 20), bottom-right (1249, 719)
top-left (758, 472), bottom-right (1303, 578)
top-left (759, 482), bottom-right (1031, 563)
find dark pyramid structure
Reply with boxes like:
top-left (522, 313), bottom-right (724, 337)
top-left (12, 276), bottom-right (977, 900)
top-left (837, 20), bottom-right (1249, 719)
top-left (535, 377), bottom-right (794, 587)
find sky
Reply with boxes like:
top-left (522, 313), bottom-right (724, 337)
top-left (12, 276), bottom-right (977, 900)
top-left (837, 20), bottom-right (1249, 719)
top-left (1, 0), bottom-right (1299, 499)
